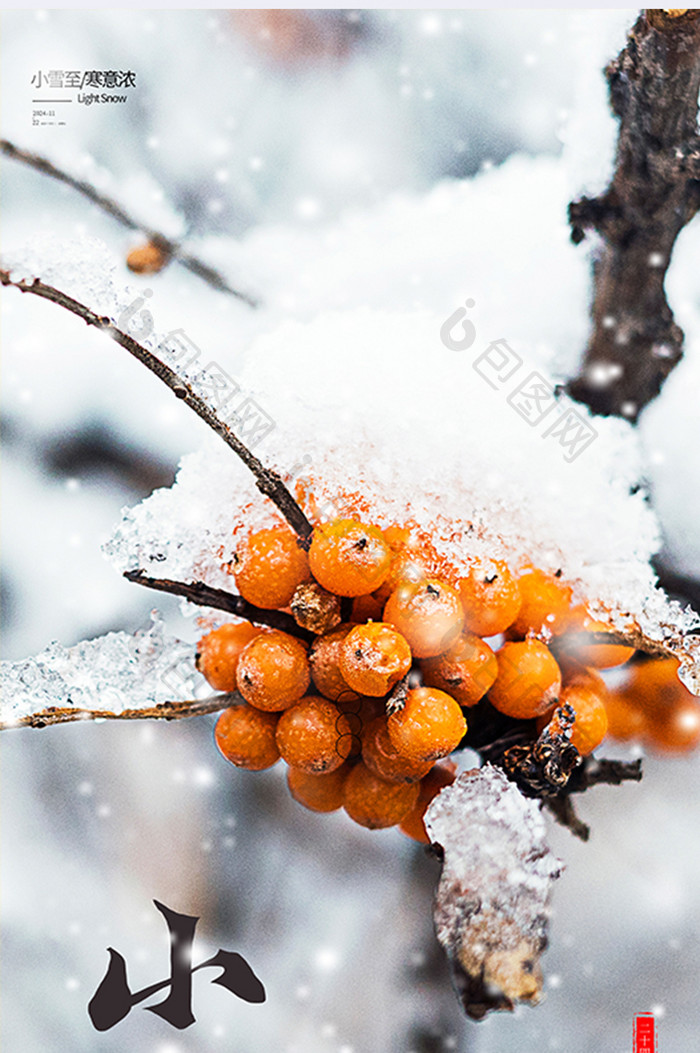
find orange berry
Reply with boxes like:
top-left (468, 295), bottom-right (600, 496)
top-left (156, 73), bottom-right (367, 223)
top-left (534, 665), bottom-right (606, 733)
top-left (457, 559), bottom-right (522, 637)
top-left (562, 663), bottom-right (607, 693)
top-left (646, 696), bottom-right (700, 753)
top-left (342, 695), bottom-right (386, 725)
top-left (286, 764), bottom-right (349, 812)
top-left (421, 632), bottom-right (497, 706)
top-left (399, 761), bottom-right (457, 843)
top-left (387, 687), bottom-right (467, 764)
top-left (309, 518), bottom-right (392, 597)
top-left (126, 240), bottom-right (170, 274)
top-left (603, 689), bottom-right (648, 741)
top-left (232, 525), bottom-right (310, 609)
top-left (559, 680), bottom-right (609, 755)
top-left (308, 624), bottom-right (361, 703)
top-left (351, 593), bottom-right (385, 622)
top-left (372, 548), bottom-right (427, 606)
top-left (214, 704), bottom-right (280, 770)
top-left (339, 622), bottom-right (412, 697)
top-left (196, 622), bottom-right (262, 691)
top-left (362, 717), bottom-right (433, 783)
top-left (236, 630), bottom-right (310, 711)
top-left (383, 578), bottom-right (464, 659)
top-left (558, 607), bottom-right (634, 668)
top-left (276, 695), bottom-right (351, 773)
top-left (511, 568), bottom-right (572, 637)
top-left (620, 658), bottom-right (689, 717)
top-left (623, 658), bottom-right (700, 753)
top-left (489, 639), bottom-right (561, 719)
top-left (342, 761), bottom-right (420, 829)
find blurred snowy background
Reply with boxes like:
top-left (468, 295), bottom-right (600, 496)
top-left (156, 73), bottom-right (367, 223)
top-left (2, 8), bottom-right (700, 1053)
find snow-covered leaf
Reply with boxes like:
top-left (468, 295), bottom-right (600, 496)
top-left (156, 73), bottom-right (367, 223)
top-left (425, 765), bottom-right (563, 1019)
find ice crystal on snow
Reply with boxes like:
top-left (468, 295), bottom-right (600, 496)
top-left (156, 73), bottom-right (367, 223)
top-left (2, 233), bottom-right (121, 317)
top-left (0, 613), bottom-right (203, 726)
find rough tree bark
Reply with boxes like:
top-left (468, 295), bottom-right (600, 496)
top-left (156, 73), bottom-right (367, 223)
top-left (568, 9), bottom-right (700, 420)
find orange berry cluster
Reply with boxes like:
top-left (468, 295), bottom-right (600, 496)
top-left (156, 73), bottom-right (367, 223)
top-left (197, 515), bottom-right (699, 837)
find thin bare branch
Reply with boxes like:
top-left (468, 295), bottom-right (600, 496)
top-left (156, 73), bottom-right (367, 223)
top-left (1, 693), bottom-right (237, 731)
top-left (0, 270), bottom-right (313, 544)
top-left (543, 795), bottom-right (590, 842)
top-left (125, 570), bottom-right (313, 640)
top-left (0, 138), bottom-right (259, 307)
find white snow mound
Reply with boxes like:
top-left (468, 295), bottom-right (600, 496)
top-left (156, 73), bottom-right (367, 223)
top-left (104, 308), bottom-right (700, 688)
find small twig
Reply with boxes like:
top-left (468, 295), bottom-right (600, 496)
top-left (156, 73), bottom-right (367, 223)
top-left (0, 693), bottom-right (237, 731)
top-left (544, 795), bottom-right (590, 842)
top-left (551, 628), bottom-right (677, 662)
top-left (0, 271), bottom-right (313, 544)
top-left (567, 10), bottom-right (700, 419)
top-left (386, 674), bottom-right (409, 714)
top-left (461, 699), bottom-right (534, 758)
top-left (474, 726), bottom-right (532, 764)
top-left (125, 570), bottom-right (313, 641)
top-left (0, 138), bottom-right (259, 307)
top-left (567, 756), bottom-right (643, 792)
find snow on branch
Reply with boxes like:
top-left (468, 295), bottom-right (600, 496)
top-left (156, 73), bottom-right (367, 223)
top-left (0, 614), bottom-right (234, 730)
top-left (0, 269), bottom-right (314, 544)
top-left (568, 9), bottom-right (700, 419)
top-left (425, 765), bottom-right (563, 1020)
top-left (0, 138), bottom-right (259, 307)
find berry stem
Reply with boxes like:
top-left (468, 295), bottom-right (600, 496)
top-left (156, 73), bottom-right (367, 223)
top-left (0, 138), bottom-right (258, 306)
top-left (124, 570), bottom-right (314, 640)
top-left (0, 270), bottom-right (313, 544)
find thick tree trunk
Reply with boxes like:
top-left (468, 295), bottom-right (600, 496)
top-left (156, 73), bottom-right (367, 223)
top-left (568, 9), bottom-right (700, 420)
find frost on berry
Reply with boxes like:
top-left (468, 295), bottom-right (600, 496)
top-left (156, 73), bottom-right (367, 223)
top-left (424, 765), bottom-right (563, 1020)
